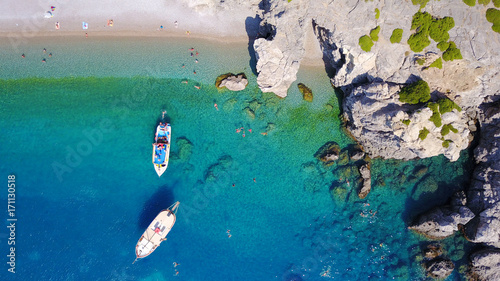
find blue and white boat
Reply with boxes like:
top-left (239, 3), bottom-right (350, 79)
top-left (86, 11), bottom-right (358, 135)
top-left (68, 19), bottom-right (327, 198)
top-left (152, 115), bottom-right (171, 177)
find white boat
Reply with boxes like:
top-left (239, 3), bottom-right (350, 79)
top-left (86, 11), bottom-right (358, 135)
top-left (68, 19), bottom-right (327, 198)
top-left (152, 119), bottom-right (171, 177)
top-left (133, 202), bottom-right (180, 263)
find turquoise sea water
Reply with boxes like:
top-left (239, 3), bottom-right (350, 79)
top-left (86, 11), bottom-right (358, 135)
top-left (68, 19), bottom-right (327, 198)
top-left (0, 36), bottom-right (474, 280)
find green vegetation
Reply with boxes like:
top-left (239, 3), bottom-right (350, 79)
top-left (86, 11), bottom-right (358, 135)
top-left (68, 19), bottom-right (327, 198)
top-left (402, 119), bottom-right (411, 126)
top-left (495, 0), bottom-right (500, 7)
top-left (442, 41), bottom-right (463, 61)
top-left (442, 140), bottom-right (452, 148)
top-left (441, 124), bottom-right (458, 136)
top-left (486, 8), bottom-right (500, 33)
top-left (463, 0), bottom-right (476, 6)
top-left (429, 58), bottom-right (443, 69)
top-left (429, 17), bottom-right (454, 42)
top-left (437, 41), bottom-right (450, 51)
top-left (408, 12), bottom-right (458, 55)
top-left (288, 0), bottom-right (292, 2)
top-left (437, 97), bottom-right (462, 113)
top-left (390, 29), bottom-right (403, 43)
top-left (370, 26), bottom-right (381, 41)
top-left (375, 8), bottom-right (380, 19)
top-left (408, 32), bottom-right (431, 52)
top-left (479, 0), bottom-right (491, 5)
top-left (412, 0), bottom-right (430, 8)
top-left (398, 80), bottom-right (431, 104)
top-left (428, 102), bottom-right (442, 127)
top-left (419, 128), bottom-right (430, 141)
top-left (417, 58), bottom-right (426, 65)
top-left (359, 35), bottom-right (374, 52)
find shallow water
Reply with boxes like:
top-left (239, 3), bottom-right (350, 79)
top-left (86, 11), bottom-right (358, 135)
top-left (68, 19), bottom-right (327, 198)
top-left (0, 37), bottom-right (474, 280)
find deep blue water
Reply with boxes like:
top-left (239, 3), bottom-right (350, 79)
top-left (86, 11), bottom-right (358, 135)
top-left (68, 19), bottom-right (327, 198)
top-left (0, 37), bottom-right (474, 281)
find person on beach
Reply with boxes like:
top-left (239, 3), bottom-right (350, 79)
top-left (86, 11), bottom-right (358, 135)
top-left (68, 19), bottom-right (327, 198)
top-left (85, 33), bottom-right (88, 38)
top-left (189, 48), bottom-right (194, 51)
top-left (174, 21), bottom-right (178, 28)
top-left (196, 51), bottom-right (199, 56)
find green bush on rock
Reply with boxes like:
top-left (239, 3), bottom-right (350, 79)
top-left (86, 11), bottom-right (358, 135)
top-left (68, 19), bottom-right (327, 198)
top-left (479, 0), bottom-right (491, 5)
top-left (442, 41), bottom-right (463, 61)
top-left (390, 29), bottom-right (403, 43)
top-left (429, 17), bottom-right (454, 42)
top-left (399, 80), bottom-right (431, 104)
top-left (437, 41), bottom-right (450, 51)
top-left (442, 140), bottom-right (452, 148)
top-left (359, 35), bottom-right (374, 52)
top-left (486, 8), bottom-right (500, 33)
top-left (419, 128), bottom-right (430, 141)
top-left (429, 58), bottom-right (443, 69)
top-left (412, 0), bottom-right (430, 8)
top-left (441, 124), bottom-right (458, 136)
top-left (402, 119), bottom-right (411, 126)
top-left (437, 97), bottom-right (462, 113)
top-left (494, 0), bottom-right (500, 7)
top-left (375, 8), bottom-right (380, 19)
top-left (463, 0), bottom-right (476, 6)
top-left (370, 26), bottom-right (381, 41)
top-left (408, 32), bottom-right (431, 52)
top-left (428, 102), bottom-right (442, 127)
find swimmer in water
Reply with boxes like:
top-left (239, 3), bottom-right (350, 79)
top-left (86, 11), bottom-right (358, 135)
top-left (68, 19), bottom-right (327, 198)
top-left (49, 53), bottom-right (52, 58)
top-left (173, 262), bottom-right (180, 267)
top-left (260, 132), bottom-right (268, 136)
top-left (21, 54), bottom-right (25, 58)
top-left (42, 58), bottom-right (46, 63)
top-left (181, 80), bottom-right (188, 84)
top-left (194, 85), bottom-right (200, 89)
top-left (43, 48), bottom-right (46, 53)
top-left (214, 103), bottom-right (219, 110)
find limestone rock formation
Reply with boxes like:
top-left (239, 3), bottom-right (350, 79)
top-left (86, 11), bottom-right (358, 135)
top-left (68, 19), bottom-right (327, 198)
top-left (343, 82), bottom-right (470, 161)
top-left (469, 248), bottom-right (500, 281)
top-left (463, 101), bottom-right (500, 248)
top-left (314, 141), bottom-right (340, 166)
top-left (409, 191), bottom-right (475, 239)
top-left (358, 164), bottom-right (371, 199)
top-left (425, 258), bottom-right (454, 279)
top-left (216, 73), bottom-right (248, 91)
top-left (253, 0), bottom-right (309, 97)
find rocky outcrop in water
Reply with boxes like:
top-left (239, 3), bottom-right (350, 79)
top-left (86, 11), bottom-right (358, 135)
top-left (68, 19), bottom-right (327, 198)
top-left (216, 73), bottom-right (248, 91)
top-left (343, 82), bottom-right (470, 161)
top-left (463, 101), bottom-right (500, 247)
top-left (469, 248), bottom-right (500, 281)
top-left (358, 164), bottom-right (371, 199)
top-left (409, 191), bottom-right (475, 240)
top-left (314, 141), bottom-right (340, 166)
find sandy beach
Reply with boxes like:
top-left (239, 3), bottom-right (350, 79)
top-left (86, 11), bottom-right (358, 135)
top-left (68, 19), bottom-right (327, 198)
top-left (0, 0), bottom-right (324, 66)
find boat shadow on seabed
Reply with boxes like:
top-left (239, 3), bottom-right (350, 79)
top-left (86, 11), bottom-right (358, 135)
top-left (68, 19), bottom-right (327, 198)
top-left (138, 185), bottom-right (176, 230)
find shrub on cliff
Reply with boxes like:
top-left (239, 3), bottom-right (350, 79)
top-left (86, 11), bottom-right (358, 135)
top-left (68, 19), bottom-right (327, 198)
top-left (412, 0), bottom-right (430, 8)
top-left (479, 0), bottom-right (491, 5)
top-left (429, 17), bottom-right (454, 42)
top-left (370, 26), bottom-right (381, 41)
top-left (429, 58), bottom-right (443, 69)
top-left (359, 35), bottom-right (374, 52)
top-left (399, 80), bottom-right (431, 104)
top-left (428, 102), bottom-right (442, 127)
top-left (441, 124), bottom-right (458, 136)
top-left (486, 8), bottom-right (500, 33)
top-left (419, 128), bottom-right (430, 141)
top-left (390, 29), bottom-right (403, 43)
top-left (437, 41), bottom-right (450, 51)
top-left (463, 0), bottom-right (476, 6)
top-left (442, 140), bottom-right (452, 148)
top-left (442, 41), bottom-right (463, 61)
top-left (495, 0), bottom-right (500, 7)
top-left (375, 8), bottom-right (380, 19)
top-left (437, 97), bottom-right (462, 113)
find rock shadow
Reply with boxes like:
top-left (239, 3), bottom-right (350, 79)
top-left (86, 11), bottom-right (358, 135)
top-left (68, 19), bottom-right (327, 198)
top-left (245, 15), bottom-right (262, 76)
top-left (138, 185), bottom-right (175, 230)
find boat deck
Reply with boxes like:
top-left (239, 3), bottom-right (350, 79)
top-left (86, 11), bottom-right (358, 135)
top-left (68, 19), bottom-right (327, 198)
top-left (136, 210), bottom-right (176, 258)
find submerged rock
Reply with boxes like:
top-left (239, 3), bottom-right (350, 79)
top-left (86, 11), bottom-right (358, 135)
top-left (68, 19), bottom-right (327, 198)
top-left (297, 83), bottom-right (313, 102)
top-left (358, 164), bottom-right (371, 199)
top-left (176, 137), bottom-right (193, 161)
top-left (314, 141), bottom-right (340, 165)
top-left (216, 73), bottom-right (248, 91)
top-left (425, 257), bottom-right (454, 279)
top-left (409, 192), bottom-right (475, 240)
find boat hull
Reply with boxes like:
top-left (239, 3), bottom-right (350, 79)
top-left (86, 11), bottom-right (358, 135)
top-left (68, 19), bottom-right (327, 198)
top-left (135, 208), bottom-right (177, 259)
top-left (152, 123), bottom-right (171, 177)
